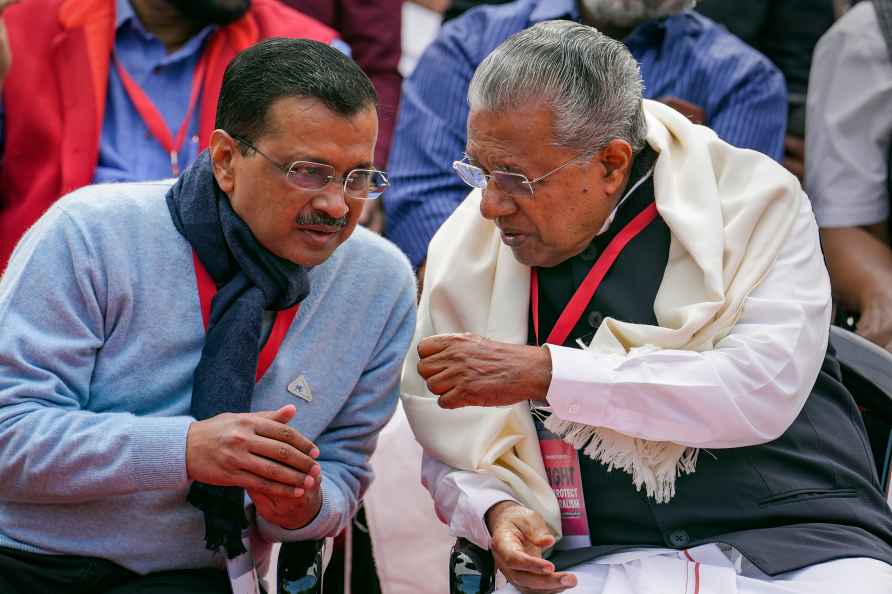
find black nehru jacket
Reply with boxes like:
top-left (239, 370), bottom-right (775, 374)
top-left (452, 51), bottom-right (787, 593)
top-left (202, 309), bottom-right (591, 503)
top-left (529, 146), bottom-right (892, 575)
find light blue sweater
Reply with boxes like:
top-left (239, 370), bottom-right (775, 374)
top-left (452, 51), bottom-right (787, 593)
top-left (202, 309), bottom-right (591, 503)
top-left (0, 181), bottom-right (416, 574)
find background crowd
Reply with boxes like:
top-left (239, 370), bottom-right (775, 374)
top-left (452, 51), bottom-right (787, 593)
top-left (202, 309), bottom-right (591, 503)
top-left (0, 0), bottom-right (890, 592)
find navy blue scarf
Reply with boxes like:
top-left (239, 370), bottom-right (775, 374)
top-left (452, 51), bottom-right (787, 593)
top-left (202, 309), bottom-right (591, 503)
top-left (166, 151), bottom-right (310, 558)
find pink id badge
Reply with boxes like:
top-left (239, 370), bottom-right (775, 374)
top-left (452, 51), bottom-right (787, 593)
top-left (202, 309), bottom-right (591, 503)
top-left (535, 418), bottom-right (592, 550)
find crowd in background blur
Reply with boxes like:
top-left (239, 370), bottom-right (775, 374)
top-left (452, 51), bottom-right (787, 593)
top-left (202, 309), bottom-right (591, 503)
top-left (1, 0), bottom-right (891, 591)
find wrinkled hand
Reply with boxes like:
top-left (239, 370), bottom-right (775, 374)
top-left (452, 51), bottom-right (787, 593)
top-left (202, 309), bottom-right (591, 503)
top-left (186, 404), bottom-right (321, 500)
top-left (416, 333), bottom-right (551, 409)
top-left (0, 0), bottom-right (20, 84)
top-left (657, 95), bottom-right (706, 126)
top-left (856, 291), bottom-right (892, 351)
top-left (486, 501), bottom-right (576, 594)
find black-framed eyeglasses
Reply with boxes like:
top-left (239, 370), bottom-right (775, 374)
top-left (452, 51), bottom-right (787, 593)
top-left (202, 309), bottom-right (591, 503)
top-left (452, 154), bottom-right (583, 199)
top-left (230, 133), bottom-right (389, 200)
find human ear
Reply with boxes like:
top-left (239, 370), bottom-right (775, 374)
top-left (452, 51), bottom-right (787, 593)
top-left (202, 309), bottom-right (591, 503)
top-left (600, 139), bottom-right (633, 195)
top-left (209, 129), bottom-right (238, 194)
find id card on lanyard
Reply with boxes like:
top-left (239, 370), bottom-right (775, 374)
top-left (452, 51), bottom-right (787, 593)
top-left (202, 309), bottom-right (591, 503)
top-left (534, 414), bottom-right (592, 549)
top-left (113, 48), bottom-right (210, 176)
top-left (531, 201), bottom-right (658, 549)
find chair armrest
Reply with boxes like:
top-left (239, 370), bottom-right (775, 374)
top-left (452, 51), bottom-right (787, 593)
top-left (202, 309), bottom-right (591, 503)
top-left (275, 539), bottom-right (326, 594)
top-left (450, 537), bottom-right (495, 594)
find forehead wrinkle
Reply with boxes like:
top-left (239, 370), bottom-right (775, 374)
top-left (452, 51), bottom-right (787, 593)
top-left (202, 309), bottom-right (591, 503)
top-left (468, 105), bottom-right (564, 171)
top-left (466, 133), bottom-right (515, 169)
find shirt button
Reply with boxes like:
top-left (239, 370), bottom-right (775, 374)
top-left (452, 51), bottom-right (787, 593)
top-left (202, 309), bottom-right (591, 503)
top-left (666, 529), bottom-right (690, 548)
top-left (567, 403), bottom-right (580, 415)
top-left (588, 311), bottom-right (604, 329)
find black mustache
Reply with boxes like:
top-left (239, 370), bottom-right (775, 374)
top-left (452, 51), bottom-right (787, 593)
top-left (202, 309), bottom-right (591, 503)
top-left (296, 213), bottom-right (348, 228)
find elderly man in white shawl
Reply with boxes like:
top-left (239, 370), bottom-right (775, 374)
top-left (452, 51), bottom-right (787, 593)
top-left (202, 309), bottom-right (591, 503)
top-left (402, 19), bottom-right (892, 594)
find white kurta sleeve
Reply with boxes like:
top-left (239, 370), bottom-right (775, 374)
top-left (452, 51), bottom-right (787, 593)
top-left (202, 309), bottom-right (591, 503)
top-left (421, 452), bottom-right (519, 549)
top-left (545, 196), bottom-right (832, 449)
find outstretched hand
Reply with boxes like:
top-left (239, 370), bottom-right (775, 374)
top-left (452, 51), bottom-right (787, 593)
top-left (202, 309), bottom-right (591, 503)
top-left (416, 333), bottom-right (552, 409)
top-left (486, 501), bottom-right (577, 593)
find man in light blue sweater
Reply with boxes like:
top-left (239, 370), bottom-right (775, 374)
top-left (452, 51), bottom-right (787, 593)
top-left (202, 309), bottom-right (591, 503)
top-left (0, 38), bottom-right (415, 593)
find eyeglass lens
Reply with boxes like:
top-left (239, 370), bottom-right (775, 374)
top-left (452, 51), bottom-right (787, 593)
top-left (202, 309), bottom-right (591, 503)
top-left (287, 162), bottom-right (389, 198)
top-left (453, 161), bottom-right (532, 197)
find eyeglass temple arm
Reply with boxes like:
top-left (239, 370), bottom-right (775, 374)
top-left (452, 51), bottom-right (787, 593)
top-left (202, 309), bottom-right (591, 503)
top-left (527, 156), bottom-right (580, 185)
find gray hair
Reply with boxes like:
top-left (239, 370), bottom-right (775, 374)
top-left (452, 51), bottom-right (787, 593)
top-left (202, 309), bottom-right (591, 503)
top-left (467, 20), bottom-right (647, 155)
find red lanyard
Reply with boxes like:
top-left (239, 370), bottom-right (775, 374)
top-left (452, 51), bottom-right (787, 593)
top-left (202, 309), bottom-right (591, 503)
top-left (532, 202), bottom-right (659, 346)
top-left (114, 51), bottom-right (210, 176)
top-left (192, 252), bottom-right (300, 383)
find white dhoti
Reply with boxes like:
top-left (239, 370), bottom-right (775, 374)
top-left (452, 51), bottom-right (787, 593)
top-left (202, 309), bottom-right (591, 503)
top-left (495, 545), bottom-right (892, 594)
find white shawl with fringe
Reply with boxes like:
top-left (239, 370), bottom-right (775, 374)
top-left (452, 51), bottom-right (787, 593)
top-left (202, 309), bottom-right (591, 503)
top-left (402, 99), bottom-right (804, 537)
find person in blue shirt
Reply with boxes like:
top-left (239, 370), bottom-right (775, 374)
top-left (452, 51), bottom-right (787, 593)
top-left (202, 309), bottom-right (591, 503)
top-left (385, 0), bottom-right (788, 272)
top-left (0, 0), bottom-right (341, 269)
top-left (0, 38), bottom-right (415, 593)
top-left (94, 0), bottom-right (224, 183)
top-left (0, 0), bottom-right (344, 184)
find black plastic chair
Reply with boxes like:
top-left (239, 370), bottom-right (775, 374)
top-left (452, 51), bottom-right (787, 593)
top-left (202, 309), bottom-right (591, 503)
top-left (828, 325), bottom-right (892, 495)
top-left (448, 325), bottom-right (892, 594)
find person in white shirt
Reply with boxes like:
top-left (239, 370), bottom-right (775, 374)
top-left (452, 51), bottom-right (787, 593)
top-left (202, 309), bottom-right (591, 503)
top-left (402, 19), bottom-right (892, 594)
top-left (805, 0), bottom-right (892, 352)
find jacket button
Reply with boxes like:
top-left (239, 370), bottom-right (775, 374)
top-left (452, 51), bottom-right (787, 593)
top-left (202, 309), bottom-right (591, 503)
top-left (587, 311), bottom-right (604, 329)
top-left (666, 529), bottom-right (690, 548)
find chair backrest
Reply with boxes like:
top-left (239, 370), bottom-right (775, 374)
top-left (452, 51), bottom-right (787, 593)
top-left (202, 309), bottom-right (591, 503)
top-left (828, 325), bottom-right (892, 501)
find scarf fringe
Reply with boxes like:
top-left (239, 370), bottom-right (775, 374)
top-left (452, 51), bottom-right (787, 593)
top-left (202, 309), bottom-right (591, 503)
top-left (540, 412), bottom-right (699, 503)
top-left (187, 483), bottom-right (249, 559)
